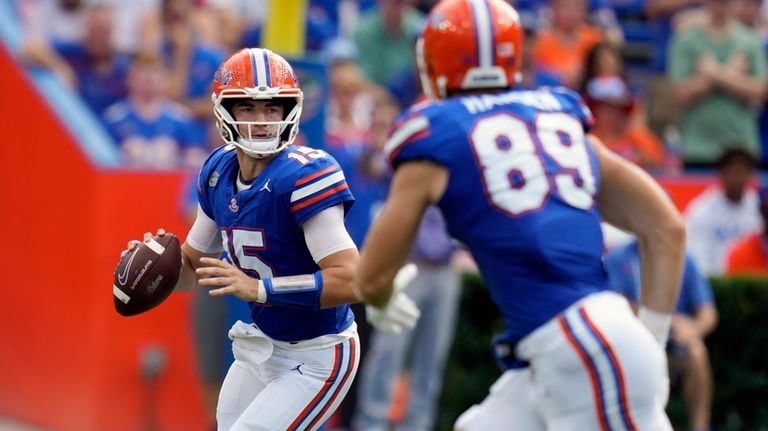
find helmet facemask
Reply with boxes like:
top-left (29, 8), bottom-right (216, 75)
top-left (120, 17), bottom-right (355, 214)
top-left (213, 86), bottom-right (303, 159)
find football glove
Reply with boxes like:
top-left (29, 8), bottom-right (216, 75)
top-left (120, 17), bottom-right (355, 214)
top-left (365, 264), bottom-right (421, 334)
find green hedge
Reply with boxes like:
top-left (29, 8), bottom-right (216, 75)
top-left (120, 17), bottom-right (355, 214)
top-left (435, 275), bottom-right (768, 431)
top-left (705, 277), bottom-right (768, 431)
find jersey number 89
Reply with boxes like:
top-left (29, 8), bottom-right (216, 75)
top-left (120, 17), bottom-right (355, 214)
top-left (470, 112), bottom-right (596, 216)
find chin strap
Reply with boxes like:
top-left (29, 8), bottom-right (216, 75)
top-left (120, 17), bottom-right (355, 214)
top-left (236, 137), bottom-right (283, 159)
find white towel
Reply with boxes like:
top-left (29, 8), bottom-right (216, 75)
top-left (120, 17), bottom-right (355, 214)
top-left (228, 320), bottom-right (274, 366)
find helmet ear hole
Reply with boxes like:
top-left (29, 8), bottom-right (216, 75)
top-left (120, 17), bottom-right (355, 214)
top-left (277, 98), bottom-right (296, 117)
top-left (220, 122), bottom-right (238, 142)
top-left (278, 98), bottom-right (298, 142)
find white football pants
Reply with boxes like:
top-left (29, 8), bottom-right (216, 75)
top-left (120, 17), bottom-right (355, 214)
top-left (455, 291), bottom-right (672, 431)
top-left (217, 321), bottom-right (360, 431)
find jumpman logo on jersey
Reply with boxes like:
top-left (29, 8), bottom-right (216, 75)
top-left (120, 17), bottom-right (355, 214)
top-left (260, 179), bottom-right (272, 193)
top-left (291, 362), bottom-right (304, 375)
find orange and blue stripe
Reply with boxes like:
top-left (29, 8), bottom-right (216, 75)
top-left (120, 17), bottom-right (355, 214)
top-left (287, 337), bottom-right (358, 430)
top-left (290, 165), bottom-right (349, 213)
top-left (249, 48), bottom-right (272, 87)
top-left (559, 306), bottom-right (638, 431)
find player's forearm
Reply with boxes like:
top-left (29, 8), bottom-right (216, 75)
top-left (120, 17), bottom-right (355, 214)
top-left (357, 258), bottom-right (401, 309)
top-left (256, 249), bottom-right (360, 309)
top-left (595, 136), bottom-right (686, 313)
top-left (176, 242), bottom-right (215, 292)
top-left (356, 210), bottom-right (419, 308)
top-left (175, 250), bottom-right (201, 292)
top-left (358, 162), bottom-right (444, 308)
top-left (258, 270), bottom-right (356, 309)
top-left (318, 265), bottom-right (360, 308)
top-left (636, 223), bottom-right (686, 313)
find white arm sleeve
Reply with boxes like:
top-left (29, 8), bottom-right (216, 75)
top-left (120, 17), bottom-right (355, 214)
top-left (186, 204), bottom-right (224, 253)
top-left (303, 204), bottom-right (357, 263)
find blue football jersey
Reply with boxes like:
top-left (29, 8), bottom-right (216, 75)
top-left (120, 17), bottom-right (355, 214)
top-left (197, 145), bottom-right (356, 342)
top-left (387, 88), bottom-right (609, 344)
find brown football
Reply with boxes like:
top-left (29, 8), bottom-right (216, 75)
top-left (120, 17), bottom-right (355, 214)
top-left (113, 233), bottom-right (182, 316)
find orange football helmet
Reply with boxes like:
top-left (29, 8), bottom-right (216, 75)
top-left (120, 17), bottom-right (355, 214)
top-left (211, 48), bottom-right (303, 158)
top-left (417, 0), bottom-right (524, 100)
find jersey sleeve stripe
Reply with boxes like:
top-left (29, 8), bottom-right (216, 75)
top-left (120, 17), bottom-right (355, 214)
top-left (384, 115), bottom-right (430, 159)
top-left (290, 183), bottom-right (350, 212)
top-left (294, 165), bottom-right (338, 186)
top-left (291, 170), bottom-right (346, 202)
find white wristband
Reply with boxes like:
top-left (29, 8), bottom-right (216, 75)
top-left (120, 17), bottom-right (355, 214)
top-left (638, 306), bottom-right (672, 347)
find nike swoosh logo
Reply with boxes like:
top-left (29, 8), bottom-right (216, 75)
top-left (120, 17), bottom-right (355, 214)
top-left (118, 250), bottom-right (138, 286)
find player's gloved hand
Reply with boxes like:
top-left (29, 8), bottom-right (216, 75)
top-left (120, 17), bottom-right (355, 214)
top-left (365, 264), bottom-right (421, 334)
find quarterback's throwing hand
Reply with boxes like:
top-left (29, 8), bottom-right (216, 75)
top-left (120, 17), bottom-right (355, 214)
top-left (366, 264), bottom-right (421, 334)
top-left (197, 257), bottom-right (262, 302)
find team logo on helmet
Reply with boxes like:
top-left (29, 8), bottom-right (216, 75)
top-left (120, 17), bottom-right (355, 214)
top-left (214, 68), bottom-right (232, 86)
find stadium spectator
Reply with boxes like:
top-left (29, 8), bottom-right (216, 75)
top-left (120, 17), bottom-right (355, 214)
top-left (518, 28), bottom-right (562, 90)
top-left (102, 0), bottom-right (161, 54)
top-left (577, 42), bottom-right (670, 172)
top-left (354, 206), bottom-right (462, 431)
top-left (645, 0), bottom-right (705, 73)
top-left (330, 98), bottom-right (399, 431)
top-left (604, 240), bottom-right (718, 431)
top-left (578, 42), bottom-right (625, 94)
top-left (22, 3), bottom-right (130, 115)
top-left (734, 0), bottom-right (768, 166)
top-left (532, 0), bottom-right (604, 88)
top-left (585, 75), bottom-right (667, 172)
top-left (102, 51), bottom-right (206, 169)
top-left (138, 0), bottom-right (226, 140)
top-left (21, 0), bottom-right (161, 54)
top-left (514, 0), bottom-right (624, 46)
top-left (333, 98), bottom-right (398, 248)
top-left (668, 0), bottom-right (767, 166)
top-left (643, 0), bottom-right (707, 154)
top-left (725, 184), bottom-right (768, 275)
top-left (353, 0), bottom-right (425, 88)
top-left (19, 0), bottom-right (89, 47)
top-left (323, 40), bottom-right (379, 163)
top-left (685, 147), bottom-right (763, 276)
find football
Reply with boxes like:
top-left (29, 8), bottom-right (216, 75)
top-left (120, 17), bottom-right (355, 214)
top-left (113, 233), bottom-right (182, 316)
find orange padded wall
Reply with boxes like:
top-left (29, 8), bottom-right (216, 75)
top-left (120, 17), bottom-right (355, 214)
top-left (0, 48), bottom-right (206, 430)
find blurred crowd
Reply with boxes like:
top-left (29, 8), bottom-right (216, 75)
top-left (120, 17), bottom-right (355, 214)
top-left (12, 0), bottom-right (768, 430)
top-left (15, 0), bottom-right (768, 172)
